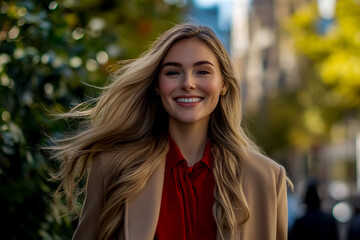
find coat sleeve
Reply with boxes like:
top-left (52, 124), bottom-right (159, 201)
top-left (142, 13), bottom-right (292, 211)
top-left (72, 154), bottom-right (107, 240)
top-left (276, 166), bottom-right (288, 240)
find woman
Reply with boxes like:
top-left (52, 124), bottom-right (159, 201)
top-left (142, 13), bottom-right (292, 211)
top-left (50, 23), bottom-right (289, 240)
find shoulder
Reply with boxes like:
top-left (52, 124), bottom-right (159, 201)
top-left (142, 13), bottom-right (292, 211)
top-left (242, 149), bottom-right (286, 193)
top-left (240, 149), bottom-right (289, 239)
top-left (90, 149), bottom-right (120, 173)
top-left (88, 148), bottom-right (123, 192)
top-left (91, 146), bottom-right (125, 169)
top-left (244, 150), bottom-right (284, 177)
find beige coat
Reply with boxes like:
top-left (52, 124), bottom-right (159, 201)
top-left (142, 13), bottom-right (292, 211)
top-left (73, 150), bottom-right (288, 240)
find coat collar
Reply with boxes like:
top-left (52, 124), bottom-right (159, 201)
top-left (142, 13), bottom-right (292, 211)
top-left (123, 157), bottom-right (240, 240)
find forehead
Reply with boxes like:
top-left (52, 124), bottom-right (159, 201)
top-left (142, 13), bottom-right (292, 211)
top-left (162, 38), bottom-right (219, 66)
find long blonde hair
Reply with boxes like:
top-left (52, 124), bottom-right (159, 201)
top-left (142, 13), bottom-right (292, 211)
top-left (50, 23), bottom-right (259, 239)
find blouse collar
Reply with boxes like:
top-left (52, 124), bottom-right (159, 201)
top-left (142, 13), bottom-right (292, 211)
top-left (166, 135), bottom-right (212, 170)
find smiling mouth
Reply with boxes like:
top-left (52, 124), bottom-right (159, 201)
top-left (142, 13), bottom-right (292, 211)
top-left (175, 97), bottom-right (203, 103)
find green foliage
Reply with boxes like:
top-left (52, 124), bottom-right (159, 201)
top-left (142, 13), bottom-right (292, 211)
top-left (0, 0), bottom-right (184, 238)
top-left (285, 0), bottom-right (360, 150)
top-left (287, 0), bottom-right (360, 108)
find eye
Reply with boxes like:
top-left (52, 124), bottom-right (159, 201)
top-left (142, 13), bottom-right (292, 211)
top-left (165, 70), bottom-right (180, 76)
top-left (198, 70), bottom-right (210, 75)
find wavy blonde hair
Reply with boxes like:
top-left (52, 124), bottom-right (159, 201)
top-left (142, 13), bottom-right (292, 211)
top-left (50, 23), bottom-right (259, 239)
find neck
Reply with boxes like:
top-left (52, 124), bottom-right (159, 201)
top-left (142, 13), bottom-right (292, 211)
top-left (169, 119), bottom-right (209, 167)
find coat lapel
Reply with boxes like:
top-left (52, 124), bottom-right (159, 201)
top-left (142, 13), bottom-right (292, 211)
top-left (123, 157), bottom-right (240, 240)
top-left (124, 159), bottom-right (166, 240)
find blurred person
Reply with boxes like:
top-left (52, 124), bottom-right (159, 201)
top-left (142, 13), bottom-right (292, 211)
top-left (48, 23), bottom-right (291, 240)
top-left (289, 179), bottom-right (339, 240)
top-left (347, 195), bottom-right (360, 240)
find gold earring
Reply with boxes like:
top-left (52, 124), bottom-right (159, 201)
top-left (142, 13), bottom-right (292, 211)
top-left (155, 88), bottom-right (160, 95)
top-left (221, 89), bottom-right (226, 96)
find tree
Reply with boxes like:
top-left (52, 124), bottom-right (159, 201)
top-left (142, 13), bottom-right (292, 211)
top-left (0, 0), bottom-right (184, 238)
top-left (246, 0), bottom-right (360, 158)
top-left (288, 0), bottom-right (360, 109)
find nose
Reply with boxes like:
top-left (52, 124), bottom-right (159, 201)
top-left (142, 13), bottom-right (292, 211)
top-left (181, 72), bottom-right (196, 91)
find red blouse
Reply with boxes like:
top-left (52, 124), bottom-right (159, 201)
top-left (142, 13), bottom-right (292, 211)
top-left (154, 137), bottom-right (217, 240)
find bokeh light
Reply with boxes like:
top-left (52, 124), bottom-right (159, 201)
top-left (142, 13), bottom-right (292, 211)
top-left (96, 51), bottom-right (108, 65)
top-left (72, 27), bottom-right (84, 40)
top-left (48, 1), bottom-right (58, 10)
top-left (1, 111), bottom-right (11, 122)
top-left (332, 201), bottom-right (353, 223)
top-left (8, 26), bottom-right (20, 40)
top-left (44, 83), bottom-right (54, 96)
top-left (86, 59), bottom-right (98, 72)
top-left (69, 56), bottom-right (82, 68)
top-left (328, 180), bottom-right (351, 201)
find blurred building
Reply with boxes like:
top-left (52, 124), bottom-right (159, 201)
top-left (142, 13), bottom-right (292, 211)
top-left (231, 0), bottom-right (299, 113)
top-left (186, 0), bottom-right (232, 50)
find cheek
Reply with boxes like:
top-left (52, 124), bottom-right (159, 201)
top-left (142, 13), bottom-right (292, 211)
top-left (158, 78), bottom-right (177, 96)
top-left (158, 78), bottom-right (175, 112)
top-left (201, 79), bottom-right (223, 96)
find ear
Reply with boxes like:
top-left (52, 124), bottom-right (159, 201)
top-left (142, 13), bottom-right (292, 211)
top-left (220, 83), bottom-right (228, 95)
top-left (155, 88), bottom-right (160, 95)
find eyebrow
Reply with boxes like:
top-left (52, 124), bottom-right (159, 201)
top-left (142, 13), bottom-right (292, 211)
top-left (160, 61), bottom-right (214, 69)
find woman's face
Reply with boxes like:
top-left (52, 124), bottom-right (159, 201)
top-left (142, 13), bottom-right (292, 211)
top-left (158, 38), bottom-right (226, 126)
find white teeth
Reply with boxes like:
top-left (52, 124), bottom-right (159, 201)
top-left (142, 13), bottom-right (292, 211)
top-left (176, 97), bottom-right (202, 103)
